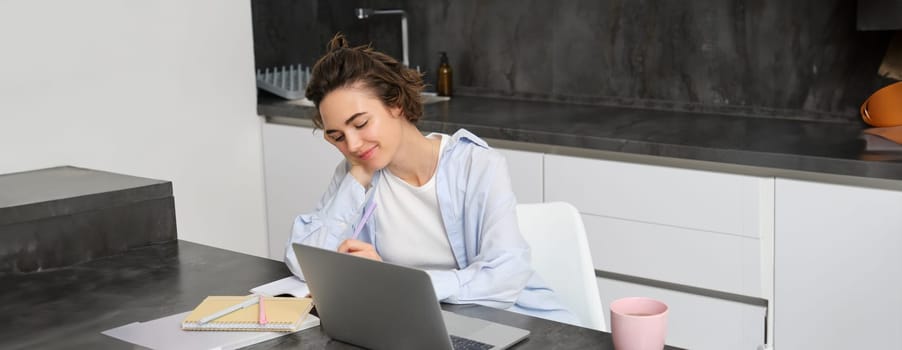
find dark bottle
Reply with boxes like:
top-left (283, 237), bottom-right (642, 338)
top-left (437, 52), bottom-right (453, 97)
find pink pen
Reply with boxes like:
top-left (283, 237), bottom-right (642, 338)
top-left (258, 295), bottom-right (267, 325)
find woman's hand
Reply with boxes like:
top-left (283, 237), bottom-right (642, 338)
top-left (337, 239), bottom-right (382, 261)
top-left (347, 157), bottom-right (376, 189)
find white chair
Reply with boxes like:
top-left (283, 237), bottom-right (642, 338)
top-left (516, 201), bottom-right (607, 331)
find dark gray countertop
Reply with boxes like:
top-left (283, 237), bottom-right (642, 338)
top-left (0, 240), bottom-right (682, 350)
top-left (258, 93), bottom-right (902, 183)
top-left (0, 166), bottom-right (172, 226)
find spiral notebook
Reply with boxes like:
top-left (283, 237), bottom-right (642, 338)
top-left (181, 296), bottom-right (314, 332)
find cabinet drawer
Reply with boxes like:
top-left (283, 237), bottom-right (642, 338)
top-left (585, 214), bottom-right (763, 297)
top-left (597, 277), bottom-right (766, 350)
top-left (545, 154), bottom-right (768, 238)
top-left (495, 148), bottom-right (543, 204)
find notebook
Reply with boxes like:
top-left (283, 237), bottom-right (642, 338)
top-left (104, 311), bottom-right (320, 350)
top-left (181, 296), bottom-right (313, 332)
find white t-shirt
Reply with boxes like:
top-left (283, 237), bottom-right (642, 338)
top-left (374, 133), bottom-right (456, 270)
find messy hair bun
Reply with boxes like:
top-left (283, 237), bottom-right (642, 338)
top-left (305, 33), bottom-right (425, 129)
top-left (326, 34), bottom-right (350, 52)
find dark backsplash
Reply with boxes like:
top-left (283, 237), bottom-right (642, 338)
top-left (251, 0), bottom-right (897, 123)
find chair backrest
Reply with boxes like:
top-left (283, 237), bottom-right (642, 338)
top-left (516, 202), bottom-right (607, 331)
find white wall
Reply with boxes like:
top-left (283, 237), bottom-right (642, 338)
top-left (0, 1), bottom-right (269, 257)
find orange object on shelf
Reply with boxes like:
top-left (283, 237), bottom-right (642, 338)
top-left (861, 81), bottom-right (902, 127)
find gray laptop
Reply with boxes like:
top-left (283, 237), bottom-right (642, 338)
top-left (292, 243), bottom-right (530, 350)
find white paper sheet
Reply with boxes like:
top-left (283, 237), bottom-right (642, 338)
top-left (102, 311), bottom-right (319, 350)
top-left (250, 276), bottom-right (310, 297)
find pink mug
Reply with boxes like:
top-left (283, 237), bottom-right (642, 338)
top-left (610, 297), bottom-right (669, 350)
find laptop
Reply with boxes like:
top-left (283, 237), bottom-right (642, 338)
top-left (292, 243), bottom-right (530, 350)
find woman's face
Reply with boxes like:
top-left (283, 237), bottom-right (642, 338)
top-left (319, 85), bottom-right (404, 171)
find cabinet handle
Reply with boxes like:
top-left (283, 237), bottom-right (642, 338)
top-left (595, 269), bottom-right (767, 307)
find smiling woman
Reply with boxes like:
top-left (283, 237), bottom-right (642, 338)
top-left (318, 85), bottom-right (431, 188)
top-left (283, 33), bottom-right (580, 326)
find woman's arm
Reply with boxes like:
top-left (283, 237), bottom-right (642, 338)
top-left (427, 154), bottom-right (534, 309)
top-left (284, 160), bottom-right (369, 278)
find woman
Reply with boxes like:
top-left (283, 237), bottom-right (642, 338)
top-left (284, 34), bottom-right (577, 325)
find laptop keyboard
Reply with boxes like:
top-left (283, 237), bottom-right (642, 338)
top-left (450, 335), bottom-right (493, 350)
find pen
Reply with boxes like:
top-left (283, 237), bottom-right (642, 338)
top-left (258, 295), bottom-right (267, 325)
top-left (198, 295), bottom-right (259, 325)
top-left (350, 201), bottom-right (377, 240)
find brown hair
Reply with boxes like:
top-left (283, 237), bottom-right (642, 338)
top-left (305, 33), bottom-right (424, 129)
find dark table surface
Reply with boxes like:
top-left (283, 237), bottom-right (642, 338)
top-left (0, 240), bottom-right (681, 349)
top-left (258, 93), bottom-right (902, 182)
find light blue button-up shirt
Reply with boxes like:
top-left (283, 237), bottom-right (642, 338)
top-left (285, 128), bottom-right (578, 325)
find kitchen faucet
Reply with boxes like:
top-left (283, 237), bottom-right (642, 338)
top-left (354, 8), bottom-right (409, 67)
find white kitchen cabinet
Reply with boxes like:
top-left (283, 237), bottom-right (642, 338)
top-left (774, 179), bottom-right (902, 350)
top-left (544, 154), bottom-right (767, 238)
top-left (544, 154), bottom-right (773, 294)
top-left (494, 147), bottom-right (544, 204)
top-left (584, 213), bottom-right (763, 297)
top-left (598, 277), bottom-right (767, 350)
top-left (544, 153), bottom-right (774, 349)
top-left (262, 123), bottom-right (343, 259)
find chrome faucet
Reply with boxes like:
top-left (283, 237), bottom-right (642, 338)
top-left (354, 8), bottom-right (409, 67)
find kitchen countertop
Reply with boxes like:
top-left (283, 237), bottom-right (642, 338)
top-left (257, 93), bottom-right (902, 185)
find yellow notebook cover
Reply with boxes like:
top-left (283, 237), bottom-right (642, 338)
top-left (181, 296), bottom-right (313, 332)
